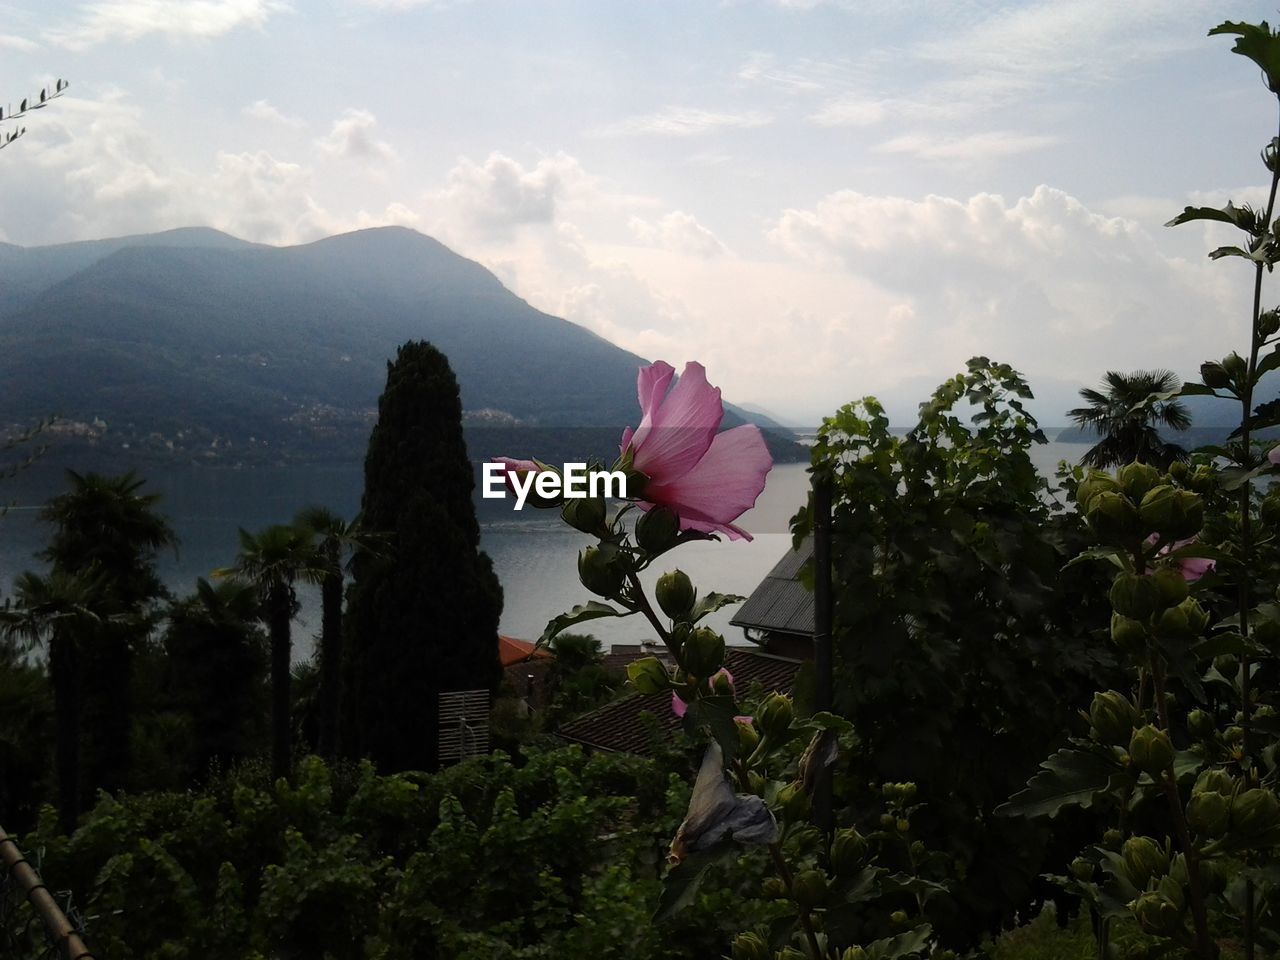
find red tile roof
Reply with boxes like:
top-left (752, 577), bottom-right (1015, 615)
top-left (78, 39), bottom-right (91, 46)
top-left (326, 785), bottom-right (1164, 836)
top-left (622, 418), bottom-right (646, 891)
top-left (499, 635), bottom-right (553, 668)
top-left (557, 647), bottom-right (802, 755)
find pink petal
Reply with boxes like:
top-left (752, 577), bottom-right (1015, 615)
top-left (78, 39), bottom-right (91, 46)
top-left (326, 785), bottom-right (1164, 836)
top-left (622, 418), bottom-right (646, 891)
top-left (671, 691), bottom-right (687, 718)
top-left (1270, 444), bottom-right (1280, 466)
top-left (636, 361), bottom-right (676, 422)
top-left (490, 457), bottom-right (540, 494)
top-left (641, 424), bottom-right (772, 540)
top-left (1179, 556), bottom-right (1215, 582)
top-left (630, 362), bottom-right (724, 483)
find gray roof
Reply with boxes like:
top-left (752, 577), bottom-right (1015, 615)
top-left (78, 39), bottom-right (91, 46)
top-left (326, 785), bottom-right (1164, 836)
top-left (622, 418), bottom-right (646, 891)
top-left (729, 538), bottom-right (815, 637)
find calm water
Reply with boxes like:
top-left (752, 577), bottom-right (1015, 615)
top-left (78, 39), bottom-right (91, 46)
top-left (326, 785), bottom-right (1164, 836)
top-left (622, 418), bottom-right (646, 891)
top-left (0, 440), bottom-right (1086, 661)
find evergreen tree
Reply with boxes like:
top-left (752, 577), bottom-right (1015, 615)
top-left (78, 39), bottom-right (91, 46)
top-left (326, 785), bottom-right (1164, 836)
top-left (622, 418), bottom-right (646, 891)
top-left (343, 341), bottom-right (502, 772)
top-left (38, 470), bottom-right (175, 801)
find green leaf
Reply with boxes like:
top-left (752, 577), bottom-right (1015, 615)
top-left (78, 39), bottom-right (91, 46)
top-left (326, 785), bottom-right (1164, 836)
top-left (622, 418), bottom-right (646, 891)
top-left (865, 923), bottom-right (934, 960)
top-left (684, 694), bottom-right (744, 762)
top-left (689, 591), bottom-right (746, 624)
top-left (805, 711), bottom-right (854, 735)
top-left (652, 842), bottom-right (735, 922)
top-left (538, 600), bottom-right (630, 644)
top-left (1208, 245), bottom-right (1253, 261)
top-left (1063, 547), bottom-right (1127, 572)
top-left (1166, 201), bottom-right (1254, 229)
top-left (1256, 348), bottom-right (1280, 379)
top-left (995, 746), bottom-right (1124, 819)
top-left (1210, 20), bottom-right (1280, 93)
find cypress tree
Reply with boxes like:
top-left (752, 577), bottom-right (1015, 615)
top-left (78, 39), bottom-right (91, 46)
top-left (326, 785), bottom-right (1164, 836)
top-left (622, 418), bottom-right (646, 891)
top-left (343, 341), bottom-right (502, 771)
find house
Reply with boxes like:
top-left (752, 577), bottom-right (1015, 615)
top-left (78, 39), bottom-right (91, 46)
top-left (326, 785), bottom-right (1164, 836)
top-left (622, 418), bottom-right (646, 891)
top-left (499, 634), bottom-right (553, 708)
top-left (729, 538), bottom-right (815, 659)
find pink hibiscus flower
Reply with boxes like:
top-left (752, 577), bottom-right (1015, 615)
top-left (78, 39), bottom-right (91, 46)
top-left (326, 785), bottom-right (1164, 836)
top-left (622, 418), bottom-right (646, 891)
top-left (1147, 534), bottom-right (1216, 582)
top-left (672, 667), bottom-right (736, 717)
top-left (621, 361), bottom-right (772, 541)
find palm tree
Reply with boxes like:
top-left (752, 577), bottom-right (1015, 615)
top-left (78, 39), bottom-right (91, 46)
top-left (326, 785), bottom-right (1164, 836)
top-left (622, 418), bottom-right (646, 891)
top-left (1067, 370), bottom-right (1192, 469)
top-left (38, 470), bottom-right (176, 797)
top-left (0, 570), bottom-right (108, 830)
top-left (215, 524), bottom-right (325, 780)
top-left (165, 578), bottom-right (267, 777)
top-left (292, 507), bottom-right (381, 757)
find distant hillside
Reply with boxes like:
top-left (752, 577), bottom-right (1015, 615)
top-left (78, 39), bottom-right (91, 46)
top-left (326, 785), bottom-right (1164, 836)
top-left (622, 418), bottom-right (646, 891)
top-left (0, 226), bottom-right (803, 468)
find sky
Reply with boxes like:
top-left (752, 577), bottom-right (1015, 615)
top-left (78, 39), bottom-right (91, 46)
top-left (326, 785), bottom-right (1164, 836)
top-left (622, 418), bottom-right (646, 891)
top-left (2, 0), bottom-right (1279, 425)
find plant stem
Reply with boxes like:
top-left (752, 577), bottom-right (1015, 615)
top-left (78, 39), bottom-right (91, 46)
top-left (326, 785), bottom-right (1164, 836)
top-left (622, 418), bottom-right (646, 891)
top-left (625, 572), bottom-right (675, 656)
top-left (1150, 656), bottom-right (1214, 959)
top-left (768, 842), bottom-right (826, 960)
top-left (1235, 113), bottom-right (1280, 960)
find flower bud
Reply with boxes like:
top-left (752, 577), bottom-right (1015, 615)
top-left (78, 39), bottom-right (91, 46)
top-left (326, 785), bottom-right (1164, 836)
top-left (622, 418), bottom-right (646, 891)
top-left (1130, 891), bottom-right (1183, 937)
top-left (1128, 725), bottom-right (1174, 776)
top-left (682, 627), bottom-right (725, 678)
top-left (829, 828), bottom-right (868, 876)
top-left (1102, 828), bottom-right (1124, 850)
top-left (1223, 351), bottom-right (1248, 382)
top-left (737, 718), bottom-right (760, 754)
top-left (668, 622), bottom-right (691, 657)
top-left (757, 693), bottom-right (794, 740)
top-left (777, 949), bottom-right (807, 960)
top-left (655, 569), bottom-right (697, 620)
top-left (1194, 769), bottom-right (1236, 797)
top-left (760, 877), bottom-right (787, 900)
top-left (889, 910), bottom-right (909, 926)
top-left (840, 948), bottom-right (868, 960)
top-left (1231, 788), bottom-right (1280, 837)
top-left (1110, 613), bottom-right (1148, 653)
top-left (1111, 574), bottom-right (1158, 621)
top-left (1154, 603), bottom-right (1191, 640)
top-left (1122, 836), bottom-right (1169, 888)
top-left (1075, 471), bottom-right (1122, 512)
top-left (1176, 598), bottom-right (1209, 636)
top-left (776, 781), bottom-right (810, 821)
top-left (626, 656), bottom-right (670, 696)
top-left (1149, 567), bottom-right (1189, 609)
top-left (1186, 791), bottom-right (1230, 837)
top-left (1200, 360), bottom-right (1231, 389)
top-left (1186, 709), bottom-right (1215, 739)
top-left (895, 818), bottom-right (911, 834)
top-left (1089, 690), bottom-right (1138, 744)
top-left (792, 868), bottom-right (828, 907)
top-left (1087, 492), bottom-right (1142, 543)
top-left (577, 546), bottom-right (623, 598)
top-left (1141, 487), bottom-right (1203, 540)
top-left (635, 505), bottom-right (680, 554)
top-left (731, 932), bottom-right (771, 960)
top-left (1069, 857), bottom-right (1094, 882)
top-left (1156, 875), bottom-right (1185, 911)
top-left (899, 782), bottom-right (917, 801)
top-left (1118, 462), bottom-right (1163, 502)
top-left (748, 771), bottom-right (766, 795)
top-left (561, 495), bottom-right (606, 535)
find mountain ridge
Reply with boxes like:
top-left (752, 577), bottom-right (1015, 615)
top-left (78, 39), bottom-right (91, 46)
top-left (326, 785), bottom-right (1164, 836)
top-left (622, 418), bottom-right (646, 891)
top-left (0, 226), bottom-right (804, 469)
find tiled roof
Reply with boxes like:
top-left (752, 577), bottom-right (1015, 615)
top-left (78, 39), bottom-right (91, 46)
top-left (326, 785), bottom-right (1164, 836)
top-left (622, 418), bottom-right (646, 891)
top-left (556, 647), bottom-right (802, 755)
top-left (729, 538), bottom-right (815, 637)
top-left (499, 635), bottom-right (553, 667)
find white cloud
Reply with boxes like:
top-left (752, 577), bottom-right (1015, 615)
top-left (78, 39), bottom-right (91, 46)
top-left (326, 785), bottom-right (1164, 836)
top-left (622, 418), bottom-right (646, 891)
top-left (769, 184), bottom-right (1242, 392)
top-left (317, 108), bottom-right (398, 163)
top-left (0, 35), bottom-right (39, 51)
top-left (808, 93), bottom-right (886, 127)
top-left (593, 106), bottom-right (772, 138)
top-left (628, 211), bottom-right (728, 258)
top-left (874, 130), bottom-right (1060, 163)
top-left (430, 151), bottom-right (592, 237)
top-left (243, 98), bottom-right (305, 128)
top-left (48, 0), bottom-right (289, 50)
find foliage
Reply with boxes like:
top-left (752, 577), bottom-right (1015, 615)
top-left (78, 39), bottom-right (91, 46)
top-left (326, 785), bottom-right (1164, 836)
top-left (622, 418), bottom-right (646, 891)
top-left (1068, 370), bottom-right (1192, 469)
top-left (1001, 19), bottom-right (1280, 959)
top-left (0, 78), bottom-right (68, 151)
top-left (342, 340), bottom-right (503, 772)
top-left (788, 358), bottom-right (1121, 948)
top-left (4, 747), bottom-right (728, 960)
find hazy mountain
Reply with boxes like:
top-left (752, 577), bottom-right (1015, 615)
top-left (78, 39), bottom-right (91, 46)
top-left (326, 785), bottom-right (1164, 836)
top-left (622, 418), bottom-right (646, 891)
top-left (0, 226), bottom-right (803, 467)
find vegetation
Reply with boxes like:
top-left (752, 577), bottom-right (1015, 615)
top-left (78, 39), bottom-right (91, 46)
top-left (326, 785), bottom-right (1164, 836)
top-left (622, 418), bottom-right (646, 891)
top-left (1068, 370), bottom-right (1192, 469)
top-left (11, 16), bottom-right (1280, 960)
top-left (342, 341), bottom-right (503, 772)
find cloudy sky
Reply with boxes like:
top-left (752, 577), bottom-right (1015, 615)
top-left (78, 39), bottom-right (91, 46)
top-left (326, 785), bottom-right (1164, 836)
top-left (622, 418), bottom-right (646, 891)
top-left (2, 0), bottom-right (1278, 424)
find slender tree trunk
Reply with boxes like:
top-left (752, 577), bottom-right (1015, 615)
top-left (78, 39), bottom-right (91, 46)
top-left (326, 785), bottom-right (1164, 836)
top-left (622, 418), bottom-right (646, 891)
top-left (48, 631), bottom-right (80, 833)
top-left (268, 586), bottom-right (293, 782)
top-left (80, 623), bottom-right (132, 799)
top-left (318, 562), bottom-right (342, 757)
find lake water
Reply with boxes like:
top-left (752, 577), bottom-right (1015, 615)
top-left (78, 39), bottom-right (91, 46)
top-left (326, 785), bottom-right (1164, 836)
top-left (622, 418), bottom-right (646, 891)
top-left (0, 439), bottom-right (1087, 661)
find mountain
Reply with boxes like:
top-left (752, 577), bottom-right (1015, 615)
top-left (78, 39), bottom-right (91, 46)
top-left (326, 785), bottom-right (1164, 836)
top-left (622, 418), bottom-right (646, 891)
top-left (0, 226), bottom-right (803, 468)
